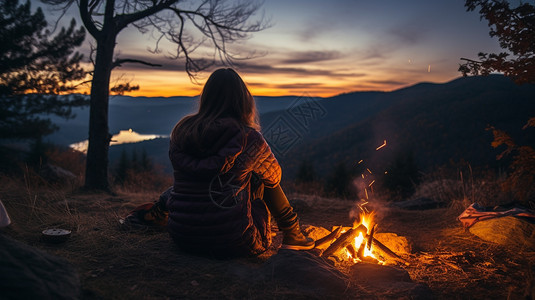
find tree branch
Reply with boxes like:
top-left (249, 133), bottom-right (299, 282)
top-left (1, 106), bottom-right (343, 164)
top-left (112, 58), bottom-right (163, 69)
top-left (460, 57), bottom-right (482, 63)
top-left (115, 0), bottom-right (177, 30)
top-left (79, 0), bottom-right (101, 38)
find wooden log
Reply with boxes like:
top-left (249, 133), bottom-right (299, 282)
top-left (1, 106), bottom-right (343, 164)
top-left (346, 244), bottom-right (357, 259)
top-left (314, 225), bottom-right (343, 248)
top-left (321, 224), bottom-right (367, 258)
top-left (356, 242), bottom-right (365, 260)
top-left (371, 237), bottom-right (409, 265)
top-left (367, 224), bottom-right (377, 251)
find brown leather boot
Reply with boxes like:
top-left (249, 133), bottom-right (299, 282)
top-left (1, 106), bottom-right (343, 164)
top-left (280, 221), bottom-right (315, 250)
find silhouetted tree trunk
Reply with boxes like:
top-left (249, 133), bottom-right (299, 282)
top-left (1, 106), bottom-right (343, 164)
top-left (85, 29), bottom-right (116, 190)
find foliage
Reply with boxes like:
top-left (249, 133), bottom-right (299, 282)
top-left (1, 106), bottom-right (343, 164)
top-left (110, 83), bottom-right (140, 96)
top-left (0, 0), bottom-right (88, 140)
top-left (45, 146), bottom-right (86, 178)
top-left (488, 125), bottom-right (535, 206)
top-left (461, 0), bottom-right (535, 207)
top-left (113, 148), bottom-right (170, 191)
top-left (26, 137), bottom-right (49, 169)
top-left (459, 0), bottom-right (535, 84)
top-left (115, 149), bottom-right (130, 184)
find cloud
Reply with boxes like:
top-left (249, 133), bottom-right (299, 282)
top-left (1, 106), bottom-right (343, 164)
top-left (295, 17), bottom-right (336, 42)
top-left (268, 82), bottom-right (326, 89)
top-left (387, 20), bottom-right (427, 46)
top-left (280, 50), bottom-right (342, 64)
top-left (233, 61), bottom-right (367, 78)
top-left (111, 49), bottom-right (369, 81)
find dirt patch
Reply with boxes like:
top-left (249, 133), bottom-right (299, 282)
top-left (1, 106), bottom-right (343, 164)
top-left (1, 182), bottom-right (534, 299)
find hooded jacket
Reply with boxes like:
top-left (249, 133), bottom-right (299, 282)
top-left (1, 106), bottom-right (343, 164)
top-left (167, 118), bottom-right (281, 257)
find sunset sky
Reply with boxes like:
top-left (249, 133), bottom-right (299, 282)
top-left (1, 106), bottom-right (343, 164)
top-left (39, 0), bottom-right (505, 97)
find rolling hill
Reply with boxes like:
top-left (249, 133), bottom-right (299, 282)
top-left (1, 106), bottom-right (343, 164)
top-left (277, 75), bottom-right (535, 179)
top-left (45, 75), bottom-right (535, 180)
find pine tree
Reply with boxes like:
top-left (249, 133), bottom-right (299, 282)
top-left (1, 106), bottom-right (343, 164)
top-left (0, 0), bottom-right (87, 140)
top-left (131, 149), bottom-right (139, 172)
top-left (140, 149), bottom-right (152, 172)
top-left (115, 149), bottom-right (129, 184)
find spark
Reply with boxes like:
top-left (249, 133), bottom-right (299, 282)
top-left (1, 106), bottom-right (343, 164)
top-left (368, 180), bottom-right (375, 187)
top-left (357, 159), bottom-right (363, 165)
top-left (376, 140), bottom-right (387, 151)
top-left (428, 64), bottom-right (431, 72)
top-left (364, 187), bottom-right (369, 200)
top-left (367, 168), bottom-right (372, 174)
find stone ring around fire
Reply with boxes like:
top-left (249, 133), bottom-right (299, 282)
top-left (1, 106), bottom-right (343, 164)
top-left (209, 173), bottom-right (241, 209)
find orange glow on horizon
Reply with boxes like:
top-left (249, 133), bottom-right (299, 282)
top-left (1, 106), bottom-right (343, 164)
top-left (72, 67), bottom-right (440, 98)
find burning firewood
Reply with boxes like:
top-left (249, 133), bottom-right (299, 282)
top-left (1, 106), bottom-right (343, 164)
top-left (371, 238), bottom-right (409, 265)
top-left (357, 242), bottom-right (379, 264)
top-left (321, 224), bottom-right (367, 258)
top-left (346, 244), bottom-right (357, 258)
top-left (315, 225), bottom-right (343, 248)
top-left (367, 224), bottom-right (377, 251)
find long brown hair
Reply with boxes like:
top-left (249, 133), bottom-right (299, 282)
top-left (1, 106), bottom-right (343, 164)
top-left (170, 68), bottom-right (260, 150)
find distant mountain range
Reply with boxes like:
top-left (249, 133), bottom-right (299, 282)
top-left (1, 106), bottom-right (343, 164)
top-left (47, 75), bottom-right (535, 179)
top-left (276, 75), bottom-right (535, 178)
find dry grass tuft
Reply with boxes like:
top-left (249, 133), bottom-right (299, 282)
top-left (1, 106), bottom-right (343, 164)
top-left (412, 164), bottom-right (512, 215)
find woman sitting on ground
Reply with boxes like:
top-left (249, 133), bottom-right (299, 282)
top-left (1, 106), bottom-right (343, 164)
top-left (162, 68), bottom-right (314, 257)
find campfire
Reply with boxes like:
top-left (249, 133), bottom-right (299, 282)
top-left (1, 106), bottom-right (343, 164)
top-left (307, 140), bottom-right (406, 266)
top-left (311, 211), bottom-right (405, 266)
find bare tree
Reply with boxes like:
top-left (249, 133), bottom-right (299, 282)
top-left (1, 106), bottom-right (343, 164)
top-left (41, 0), bottom-right (268, 191)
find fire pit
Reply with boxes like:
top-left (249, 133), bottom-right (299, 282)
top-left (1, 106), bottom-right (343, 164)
top-left (307, 212), bottom-right (408, 266)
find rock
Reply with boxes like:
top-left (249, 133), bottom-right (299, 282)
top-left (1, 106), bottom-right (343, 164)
top-left (349, 263), bottom-right (433, 299)
top-left (391, 197), bottom-right (446, 210)
top-left (469, 216), bottom-right (535, 250)
top-left (301, 225), bottom-right (331, 247)
top-left (0, 234), bottom-right (81, 299)
top-left (374, 233), bottom-right (412, 255)
top-left (39, 163), bottom-right (77, 183)
top-left (258, 249), bottom-right (349, 297)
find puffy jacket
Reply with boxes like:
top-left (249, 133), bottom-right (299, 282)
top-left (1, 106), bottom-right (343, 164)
top-left (167, 118), bottom-right (281, 257)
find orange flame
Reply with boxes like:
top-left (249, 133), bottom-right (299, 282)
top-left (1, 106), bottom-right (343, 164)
top-left (345, 211), bottom-right (384, 264)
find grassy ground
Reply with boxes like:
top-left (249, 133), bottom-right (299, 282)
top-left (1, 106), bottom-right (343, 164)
top-left (1, 172), bottom-right (534, 299)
